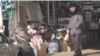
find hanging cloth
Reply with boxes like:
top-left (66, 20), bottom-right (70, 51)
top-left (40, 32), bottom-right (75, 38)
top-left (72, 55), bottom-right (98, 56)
top-left (8, 10), bottom-right (12, 20)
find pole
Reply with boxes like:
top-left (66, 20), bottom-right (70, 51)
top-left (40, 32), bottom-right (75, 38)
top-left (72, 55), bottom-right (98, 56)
top-left (18, 1), bottom-right (20, 23)
top-left (44, 1), bottom-right (49, 24)
top-left (58, 1), bottom-right (60, 8)
top-left (0, 0), bottom-right (2, 26)
top-left (0, 1), bottom-right (2, 26)
top-left (47, 1), bottom-right (50, 24)
top-left (14, 1), bottom-right (17, 28)
top-left (52, 1), bottom-right (56, 24)
top-left (0, 0), bottom-right (4, 33)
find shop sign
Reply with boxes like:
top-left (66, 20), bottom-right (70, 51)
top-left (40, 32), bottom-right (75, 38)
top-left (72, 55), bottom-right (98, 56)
top-left (0, 0), bottom-right (1, 7)
top-left (83, 5), bottom-right (93, 10)
top-left (58, 18), bottom-right (70, 28)
top-left (85, 11), bottom-right (92, 17)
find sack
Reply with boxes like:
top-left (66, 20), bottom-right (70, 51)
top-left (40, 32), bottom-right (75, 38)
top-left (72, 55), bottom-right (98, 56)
top-left (48, 41), bottom-right (58, 54)
top-left (64, 33), bottom-right (69, 41)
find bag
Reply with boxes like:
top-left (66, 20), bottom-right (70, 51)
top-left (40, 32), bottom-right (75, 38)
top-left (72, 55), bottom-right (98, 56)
top-left (64, 33), bottom-right (69, 41)
top-left (48, 41), bottom-right (58, 54)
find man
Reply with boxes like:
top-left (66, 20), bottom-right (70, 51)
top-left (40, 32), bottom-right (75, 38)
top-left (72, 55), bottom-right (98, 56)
top-left (67, 3), bottom-right (84, 56)
top-left (13, 21), bottom-right (35, 56)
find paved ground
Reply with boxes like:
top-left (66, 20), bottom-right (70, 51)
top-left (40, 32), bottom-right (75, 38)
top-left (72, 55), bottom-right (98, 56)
top-left (48, 43), bottom-right (100, 56)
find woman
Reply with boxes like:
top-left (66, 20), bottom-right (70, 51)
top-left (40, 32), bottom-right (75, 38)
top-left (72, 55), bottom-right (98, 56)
top-left (13, 21), bottom-right (35, 56)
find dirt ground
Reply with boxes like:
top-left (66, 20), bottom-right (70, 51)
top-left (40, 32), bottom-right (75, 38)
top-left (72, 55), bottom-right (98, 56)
top-left (48, 43), bottom-right (100, 56)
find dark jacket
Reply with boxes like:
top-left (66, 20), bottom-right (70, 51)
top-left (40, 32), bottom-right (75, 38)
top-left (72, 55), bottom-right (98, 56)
top-left (14, 27), bottom-right (35, 56)
top-left (67, 11), bottom-right (84, 35)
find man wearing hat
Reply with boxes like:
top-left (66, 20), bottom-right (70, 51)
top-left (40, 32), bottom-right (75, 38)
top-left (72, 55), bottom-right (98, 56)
top-left (67, 3), bottom-right (84, 56)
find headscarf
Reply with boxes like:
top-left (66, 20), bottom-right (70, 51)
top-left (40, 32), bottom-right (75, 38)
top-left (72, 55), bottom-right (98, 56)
top-left (18, 21), bottom-right (27, 28)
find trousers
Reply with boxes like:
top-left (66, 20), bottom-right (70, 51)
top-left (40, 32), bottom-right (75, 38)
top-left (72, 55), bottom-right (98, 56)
top-left (72, 34), bottom-right (82, 56)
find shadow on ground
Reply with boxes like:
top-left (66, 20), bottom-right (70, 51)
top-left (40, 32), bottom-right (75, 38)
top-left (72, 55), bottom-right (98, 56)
top-left (82, 43), bottom-right (100, 50)
top-left (83, 52), bottom-right (100, 56)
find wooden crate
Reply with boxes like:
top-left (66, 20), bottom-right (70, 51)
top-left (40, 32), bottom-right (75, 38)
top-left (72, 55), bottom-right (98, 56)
top-left (38, 42), bottom-right (47, 56)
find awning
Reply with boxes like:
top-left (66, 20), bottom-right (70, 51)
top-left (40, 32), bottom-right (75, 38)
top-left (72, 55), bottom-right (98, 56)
top-left (26, 2), bottom-right (43, 21)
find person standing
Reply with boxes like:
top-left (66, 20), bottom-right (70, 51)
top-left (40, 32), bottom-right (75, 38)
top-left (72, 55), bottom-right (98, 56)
top-left (13, 21), bottom-right (35, 56)
top-left (67, 3), bottom-right (84, 56)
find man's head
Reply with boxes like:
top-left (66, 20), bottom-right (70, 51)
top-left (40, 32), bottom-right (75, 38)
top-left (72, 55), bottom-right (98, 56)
top-left (69, 3), bottom-right (77, 13)
top-left (70, 7), bottom-right (76, 12)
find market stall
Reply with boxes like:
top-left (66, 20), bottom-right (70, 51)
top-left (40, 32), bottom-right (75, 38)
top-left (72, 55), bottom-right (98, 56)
top-left (18, 2), bottom-right (82, 56)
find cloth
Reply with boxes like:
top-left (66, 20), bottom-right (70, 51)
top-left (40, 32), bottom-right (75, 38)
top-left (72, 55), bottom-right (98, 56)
top-left (18, 21), bottom-right (27, 28)
top-left (67, 11), bottom-right (84, 35)
top-left (68, 3), bottom-right (85, 35)
top-left (13, 27), bottom-right (35, 56)
top-left (72, 34), bottom-right (82, 56)
top-left (26, 2), bottom-right (43, 21)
